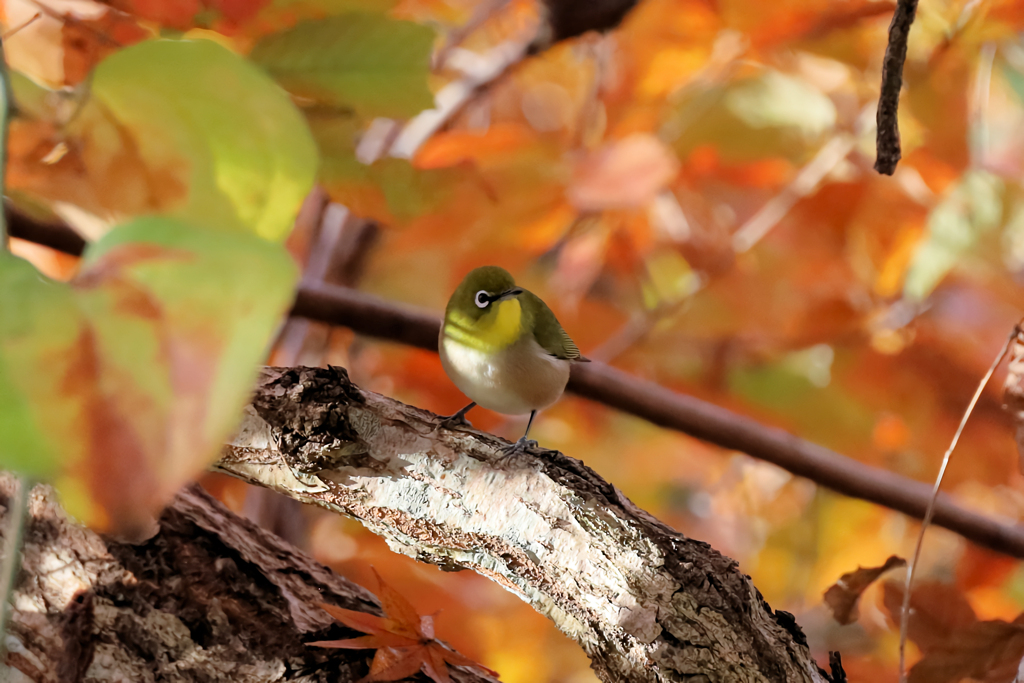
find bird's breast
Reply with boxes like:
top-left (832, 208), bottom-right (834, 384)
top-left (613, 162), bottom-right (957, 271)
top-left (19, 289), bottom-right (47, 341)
top-left (439, 331), bottom-right (569, 415)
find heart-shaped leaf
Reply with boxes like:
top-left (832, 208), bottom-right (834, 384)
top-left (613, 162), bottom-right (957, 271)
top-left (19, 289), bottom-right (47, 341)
top-left (0, 217), bottom-right (298, 534)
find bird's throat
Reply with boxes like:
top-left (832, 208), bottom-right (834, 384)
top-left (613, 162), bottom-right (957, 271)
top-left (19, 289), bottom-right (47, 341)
top-left (444, 298), bottom-right (523, 352)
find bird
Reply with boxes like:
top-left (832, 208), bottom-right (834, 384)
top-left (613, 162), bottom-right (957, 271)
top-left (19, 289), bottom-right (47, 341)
top-left (438, 265), bottom-right (588, 455)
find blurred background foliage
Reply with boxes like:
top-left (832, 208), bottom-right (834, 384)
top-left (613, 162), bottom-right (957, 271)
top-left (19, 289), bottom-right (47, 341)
top-left (6, 0), bottom-right (1024, 680)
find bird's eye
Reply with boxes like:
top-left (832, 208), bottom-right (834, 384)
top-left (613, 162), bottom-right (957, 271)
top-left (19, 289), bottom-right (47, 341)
top-left (474, 291), bottom-right (490, 309)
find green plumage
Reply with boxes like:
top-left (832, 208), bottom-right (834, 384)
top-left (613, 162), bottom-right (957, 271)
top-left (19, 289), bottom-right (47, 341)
top-left (520, 290), bottom-right (585, 361)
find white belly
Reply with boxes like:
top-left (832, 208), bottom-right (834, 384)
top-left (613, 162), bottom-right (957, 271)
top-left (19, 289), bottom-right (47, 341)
top-left (439, 333), bottom-right (570, 415)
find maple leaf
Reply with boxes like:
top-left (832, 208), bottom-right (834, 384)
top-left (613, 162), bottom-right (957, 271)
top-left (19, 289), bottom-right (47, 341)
top-left (310, 569), bottom-right (499, 683)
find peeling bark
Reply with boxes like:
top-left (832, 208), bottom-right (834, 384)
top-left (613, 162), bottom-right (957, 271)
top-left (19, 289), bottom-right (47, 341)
top-left (217, 366), bottom-right (829, 683)
top-left (0, 476), bottom-right (496, 683)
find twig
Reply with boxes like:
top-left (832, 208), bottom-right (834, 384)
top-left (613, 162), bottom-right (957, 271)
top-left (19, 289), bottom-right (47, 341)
top-left (390, 37), bottom-right (534, 159)
top-left (0, 478), bottom-right (29, 654)
top-left (2, 12), bottom-right (41, 40)
top-left (897, 324), bottom-right (1019, 682)
top-left (874, 0), bottom-right (919, 175)
top-left (10, 217), bottom-right (1024, 559)
top-left (433, 0), bottom-right (512, 72)
top-left (0, 38), bottom-right (11, 248)
top-left (733, 134), bottom-right (856, 252)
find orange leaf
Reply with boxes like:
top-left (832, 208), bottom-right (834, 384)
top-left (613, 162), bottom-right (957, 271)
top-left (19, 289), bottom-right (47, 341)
top-left (61, 11), bottom-right (148, 86)
top-left (108, 0), bottom-right (202, 30)
top-left (317, 602), bottom-right (391, 636)
top-left (371, 568), bottom-right (424, 638)
top-left (414, 124), bottom-right (537, 170)
top-left (568, 134), bottom-right (680, 211)
top-left (365, 646), bottom-right (429, 682)
top-left (314, 576), bottom-right (498, 683)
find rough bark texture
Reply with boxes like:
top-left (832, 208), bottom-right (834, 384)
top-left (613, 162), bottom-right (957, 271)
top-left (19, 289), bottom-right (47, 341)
top-left (216, 366), bottom-right (829, 683)
top-left (0, 476), bottom-right (496, 683)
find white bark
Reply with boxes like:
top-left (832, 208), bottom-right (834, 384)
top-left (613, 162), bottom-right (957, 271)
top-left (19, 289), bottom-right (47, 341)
top-left (217, 366), bottom-right (830, 683)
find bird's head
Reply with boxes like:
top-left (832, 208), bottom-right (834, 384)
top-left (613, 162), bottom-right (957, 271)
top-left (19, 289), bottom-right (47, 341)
top-left (444, 266), bottom-right (527, 351)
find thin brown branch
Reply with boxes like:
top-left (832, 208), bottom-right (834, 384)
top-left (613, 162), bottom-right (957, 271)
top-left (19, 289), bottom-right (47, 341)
top-left (897, 324), bottom-right (1019, 683)
top-left (290, 280), bottom-right (1024, 559)
top-left (874, 0), bottom-right (919, 175)
top-left (5, 205), bottom-right (87, 255)
top-left (11, 215), bottom-right (1024, 559)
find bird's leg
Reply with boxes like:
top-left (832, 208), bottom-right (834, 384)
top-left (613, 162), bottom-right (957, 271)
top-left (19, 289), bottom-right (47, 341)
top-left (435, 402), bottom-right (476, 431)
top-left (499, 410), bottom-right (540, 458)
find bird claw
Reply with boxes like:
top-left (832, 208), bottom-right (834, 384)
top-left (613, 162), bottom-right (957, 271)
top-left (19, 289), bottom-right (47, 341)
top-left (497, 436), bottom-right (538, 461)
top-left (435, 413), bottom-right (474, 432)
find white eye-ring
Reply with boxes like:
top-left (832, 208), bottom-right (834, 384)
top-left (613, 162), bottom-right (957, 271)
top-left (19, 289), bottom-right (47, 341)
top-left (474, 290), bottom-right (490, 308)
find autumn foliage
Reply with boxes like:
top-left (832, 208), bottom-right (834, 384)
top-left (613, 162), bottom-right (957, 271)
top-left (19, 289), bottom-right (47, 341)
top-left (4, 0), bottom-right (1024, 681)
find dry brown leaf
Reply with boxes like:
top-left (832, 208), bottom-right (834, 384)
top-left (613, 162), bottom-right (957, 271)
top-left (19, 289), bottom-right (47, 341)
top-left (907, 619), bottom-right (1024, 683)
top-left (823, 555), bottom-right (906, 625)
top-left (882, 580), bottom-right (978, 653)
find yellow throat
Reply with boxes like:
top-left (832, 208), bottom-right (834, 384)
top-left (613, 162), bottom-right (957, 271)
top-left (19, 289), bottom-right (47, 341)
top-left (444, 298), bottom-right (523, 352)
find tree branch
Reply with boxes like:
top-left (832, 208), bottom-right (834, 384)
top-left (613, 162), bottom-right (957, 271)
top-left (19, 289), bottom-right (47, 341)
top-left (2, 474), bottom-right (498, 683)
top-left (10, 212), bottom-right (1024, 558)
top-left (291, 281), bottom-right (1024, 559)
top-left (874, 0), bottom-right (919, 175)
top-left (217, 366), bottom-right (829, 683)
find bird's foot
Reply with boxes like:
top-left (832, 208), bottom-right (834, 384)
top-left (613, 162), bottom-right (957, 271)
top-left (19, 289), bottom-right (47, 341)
top-left (435, 412), bottom-right (474, 432)
top-left (497, 436), bottom-right (539, 461)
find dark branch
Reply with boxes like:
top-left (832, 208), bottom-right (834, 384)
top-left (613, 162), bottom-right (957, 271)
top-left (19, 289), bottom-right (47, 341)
top-left (6, 205), bottom-right (87, 255)
top-left (292, 281), bottom-right (1024, 559)
top-left (874, 0), bottom-right (919, 175)
top-left (11, 213), bottom-right (1024, 559)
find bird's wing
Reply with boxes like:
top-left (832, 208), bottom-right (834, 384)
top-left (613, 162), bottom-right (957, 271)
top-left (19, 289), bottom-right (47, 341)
top-left (525, 291), bottom-right (588, 362)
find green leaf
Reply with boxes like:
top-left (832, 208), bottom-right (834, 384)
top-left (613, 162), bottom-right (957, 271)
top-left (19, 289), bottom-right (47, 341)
top-left (0, 252), bottom-right (82, 478)
top-left (0, 217), bottom-right (297, 534)
top-left (665, 70), bottom-right (836, 162)
top-left (89, 39), bottom-right (317, 242)
top-left (904, 171), bottom-right (1004, 300)
top-left (250, 13), bottom-right (436, 118)
top-left (1002, 61), bottom-right (1024, 104)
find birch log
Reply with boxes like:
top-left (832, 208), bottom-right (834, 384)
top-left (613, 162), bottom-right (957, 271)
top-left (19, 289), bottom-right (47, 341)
top-left (217, 366), bottom-right (832, 683)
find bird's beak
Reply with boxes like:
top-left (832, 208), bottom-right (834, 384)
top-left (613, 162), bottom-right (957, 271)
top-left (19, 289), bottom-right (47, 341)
top-left (497, 288), bottom-right (524, 300)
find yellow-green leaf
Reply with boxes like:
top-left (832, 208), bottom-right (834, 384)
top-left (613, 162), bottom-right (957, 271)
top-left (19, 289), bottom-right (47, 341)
top-left (1, 217), bottom-right (297, 534)
top-left (87, 38), bottom-right (317, 242)
top-left (251, 13), bottom-right (435, 118)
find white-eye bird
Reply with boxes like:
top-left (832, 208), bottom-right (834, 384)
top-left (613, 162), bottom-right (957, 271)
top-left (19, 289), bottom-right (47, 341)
top-left (438, 266), bottom-right (588, 453)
